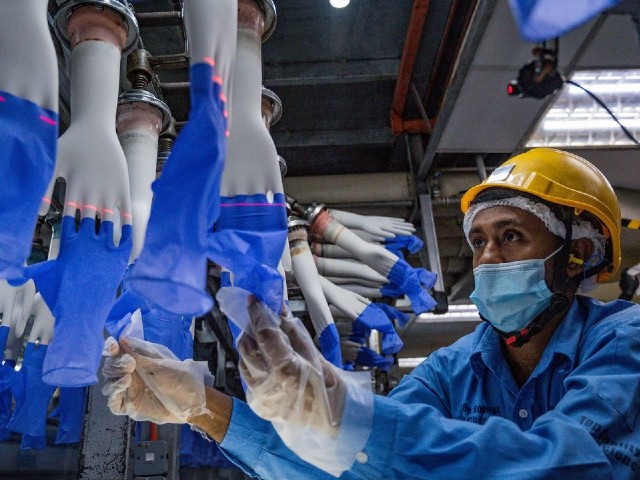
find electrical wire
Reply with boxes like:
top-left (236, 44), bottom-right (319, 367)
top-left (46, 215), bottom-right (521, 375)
top-left (564, 79), bottom-right (640, 147)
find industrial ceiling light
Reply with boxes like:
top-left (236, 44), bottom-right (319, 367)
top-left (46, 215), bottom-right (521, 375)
top-left (330, 0), bottom-right (350, 8)
top-left (527, 69), bottom-right (640, 147)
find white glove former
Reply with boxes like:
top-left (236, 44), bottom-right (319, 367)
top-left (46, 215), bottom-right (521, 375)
top-left (229, 294), bottom-right (374, 477)
top-left (329, 209), bottom-right (415, 239)
top-left (101, 336), bottom-right (212, 424)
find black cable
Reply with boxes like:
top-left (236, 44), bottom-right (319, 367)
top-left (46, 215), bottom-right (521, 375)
top-left (564, 79), bottom-right (640, 147)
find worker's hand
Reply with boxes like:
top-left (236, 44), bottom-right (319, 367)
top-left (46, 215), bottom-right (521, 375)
top-left (329, 209), bottom-right (415, 239)
top-left (233, 294), bottom-right (375, 477)
top-left (101, 336), bottom-right (211, 424)
top-left (238, 298), bottom-right (346, 437)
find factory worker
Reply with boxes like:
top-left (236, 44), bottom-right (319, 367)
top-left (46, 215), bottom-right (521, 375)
top-left (102, 148), bottom-right (640, 479)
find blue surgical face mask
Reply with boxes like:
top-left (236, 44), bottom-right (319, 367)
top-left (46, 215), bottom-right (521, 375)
top-left (469, 247), bottom-right (561, 333)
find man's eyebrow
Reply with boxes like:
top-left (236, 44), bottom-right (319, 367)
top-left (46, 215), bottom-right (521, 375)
top-left (468, 218), bottom-right (527, 236)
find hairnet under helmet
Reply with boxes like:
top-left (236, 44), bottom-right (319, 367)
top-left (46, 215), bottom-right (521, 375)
top-left (463, 192), bottom-right (606, 292)
top-left (460, 148), bottom-right (621, 283)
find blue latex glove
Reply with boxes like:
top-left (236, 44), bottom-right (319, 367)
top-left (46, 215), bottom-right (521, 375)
top-left (50, 387), bottom-right (87, 444)
top-left (0, 91), bottom-right (57, 281)
top-left (20, 216), bottom-right (132, 386)
top-left (0, 327), bottom-right (20, 441)
top-left (384, 234), bottom-right (424, 256)
top-left (126, 62), bottom-right (227, 317)
top-left (318, 322), bottom-right (343, 367)
top-left (105, 287), bottom-right (150, 340)
top-left (386, 259), bottom-right (437, 314)
top-left (142, 307), bottom-right (193, 361)
top-left (0, 342), bottom-right (17, 442)
top-left (355, 345), bottom-right (394, 371)
top-left (508, 0), bottom-right (620, 42)
top-left (415, 267), bottom-right (437, 290)
top-left (350, 303), bottom-right (403, 355)
top-left (374, 303), bottom-right (411, 328)
top-left (7, 343), bottom-right (56, 450)
top-left (208, 193), bottom-right (287, 315)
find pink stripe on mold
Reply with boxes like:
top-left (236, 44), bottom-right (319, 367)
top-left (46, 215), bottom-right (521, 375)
top-left (220, 203), bottom-right (287, 208)
top-left (39, 115), bottom-right (57, 126)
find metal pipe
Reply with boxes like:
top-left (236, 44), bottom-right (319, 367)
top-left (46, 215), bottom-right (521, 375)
top-left (135, 11), bottom-right (182, 28)
top-left (475, 154), bottom-right (487, 181)
top-left (390, 0), bottom-right (430, 135)
top-left (417, 0), bottom-right (498, 180)
top-left (149, 53), bottom-right (189, 70)
top-left (158, 81), bottom-right (189, 91)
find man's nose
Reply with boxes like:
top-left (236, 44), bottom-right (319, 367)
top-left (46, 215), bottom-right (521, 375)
top-left (476, 240), bottom-right (503, 266)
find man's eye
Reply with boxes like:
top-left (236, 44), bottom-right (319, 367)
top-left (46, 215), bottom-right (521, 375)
top-left (503, 231), bottom-right (521, 242)
top-left (471, 238), bottom-right (485, 249)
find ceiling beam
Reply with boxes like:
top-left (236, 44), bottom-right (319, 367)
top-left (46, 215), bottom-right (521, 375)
top-left (263, 59), bottom-right (400, 86)
top-left (417, 0), bottom-right (497, 180)
top-left (272, 128), bottom-right (393, 148)
top-left (391, 0), bottom-right (431, 135)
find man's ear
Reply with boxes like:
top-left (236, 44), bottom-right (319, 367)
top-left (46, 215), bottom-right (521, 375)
top-left (566, 238), bottom-right (594, 278)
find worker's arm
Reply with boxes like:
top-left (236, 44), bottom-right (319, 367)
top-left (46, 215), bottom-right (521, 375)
top-left (187, 386), bottom-right (232, 443)
top-left (218, 303), bottom-right (640, 480)
top-left (105, 300), bottom-right (640, 480)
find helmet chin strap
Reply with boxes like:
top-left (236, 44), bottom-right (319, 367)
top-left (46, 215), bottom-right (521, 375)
top-left (498, 217), bottom-right (575, 347)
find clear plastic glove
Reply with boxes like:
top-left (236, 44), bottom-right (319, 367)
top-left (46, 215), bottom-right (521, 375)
top-left (0, 280), bottom-right (34, 334)
top-left (101, 336), bottom-right (211, 424)
top-left (239, 301), bottom-right (345, 434)
top-left (329, 209), bottom-right (415, 239)
top-left (227, 293), bottom-right (373, 477)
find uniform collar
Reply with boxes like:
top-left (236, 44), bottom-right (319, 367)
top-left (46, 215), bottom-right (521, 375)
top-left (469, 298), bottom-right (584, 380)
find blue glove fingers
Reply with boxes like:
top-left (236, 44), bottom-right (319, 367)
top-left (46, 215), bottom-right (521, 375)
top-left (0, 344), bottom-right (14, 441)
top-left (127, 63), bottom-right (226, 317)
top-left (20, 434), bottom-right (47, 451)
top-left (210, 195), bottom-right (287, 314)
top-left (379, 283), bottom-right (404, 298)
top-left (0, 349), bottom-right (19, 394)
top-left (355, 346), bottom-right (394, 371)
top-left (318, 323), bottom-right (343, 367)
top-left (385, 234), bottom-right (424, 254)
top-left (374, 303), bottom-right (411, 328)
top-left (380, 332), bottom-right (404, 355)
top-left (353, 304), bottom-right (403, 354)
top-left (415, 267), bottom-right (437, 290)
top-left (142, 308), bottom-right (193, 361)
top-left (0, 388), bottom-right (11, 441)
top-left (7, 343), bottom-right (55, 438)
top-left (54, 386), bottom-right (87, 444)
top-left (105, 288), bottom-right (149, 339)
top-left (43, 220), bottom-right (132, 386)
top-left (0, 326), bottom-right (9, 355)
top-left (387, 259), bottom-right (437, 314)
top-left (0, 91), bottom-right (57, 281)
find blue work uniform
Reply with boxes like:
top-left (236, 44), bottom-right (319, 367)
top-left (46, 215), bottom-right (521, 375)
top-left (219, 296), bottom-right (640, 479)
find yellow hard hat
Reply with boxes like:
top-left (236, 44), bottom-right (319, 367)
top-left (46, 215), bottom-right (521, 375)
top-left (460, 148), bottom-right (621, 282)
